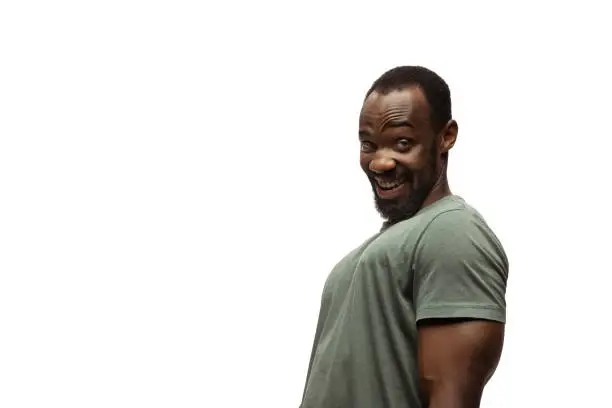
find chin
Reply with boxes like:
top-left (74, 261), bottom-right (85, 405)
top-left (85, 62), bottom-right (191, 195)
top-left (375, 191), bottom-right (428, 225)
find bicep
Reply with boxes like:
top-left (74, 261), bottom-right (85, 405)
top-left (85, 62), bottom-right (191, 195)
top-left (418, 319), bottom-right (505, 407)
top-left (412, 210), bottom-right (509, 406)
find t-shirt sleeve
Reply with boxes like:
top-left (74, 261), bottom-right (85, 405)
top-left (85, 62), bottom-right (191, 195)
top-left (413, 209), bottom-right (509, 323)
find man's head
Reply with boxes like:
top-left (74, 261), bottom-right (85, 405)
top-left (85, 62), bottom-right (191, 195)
top-left (359, 66), bottom-right (458, 225)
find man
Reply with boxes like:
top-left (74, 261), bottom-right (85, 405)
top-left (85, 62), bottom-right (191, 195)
top-left (299, 66), bottom-right (509, 408)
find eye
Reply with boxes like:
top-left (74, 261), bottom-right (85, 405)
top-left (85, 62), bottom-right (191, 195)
top-left (396, 138), bottom-right (413, 151)
top-left (360, 141), bottom-right (375, 153)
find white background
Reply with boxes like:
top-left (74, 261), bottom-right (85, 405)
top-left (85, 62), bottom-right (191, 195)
top-left (1, 1), bottom-right (611, 407)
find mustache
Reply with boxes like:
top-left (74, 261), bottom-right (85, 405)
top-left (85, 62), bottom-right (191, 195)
top-left (368, 167), bottom-right (413, 181)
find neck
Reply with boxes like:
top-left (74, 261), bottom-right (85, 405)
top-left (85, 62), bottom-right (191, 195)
top-left (422, 158), bottom-right (452, 209)
top-left (422, 177), bottom-right (452, 208)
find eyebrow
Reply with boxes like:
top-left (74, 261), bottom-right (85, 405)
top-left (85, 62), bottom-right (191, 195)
top-left (358, 120), bottom-right (414, 139)
top-left (382, 120), bottom-right (414, 131)
top-left (358, 130), bottom-right (371, 139)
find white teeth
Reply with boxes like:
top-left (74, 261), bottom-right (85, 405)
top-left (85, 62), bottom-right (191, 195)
top-left (376, 179), bottom-right (404, 189)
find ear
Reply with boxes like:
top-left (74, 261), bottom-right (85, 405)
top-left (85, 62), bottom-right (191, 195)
top-left (439, 119), bottom-right (458, 154)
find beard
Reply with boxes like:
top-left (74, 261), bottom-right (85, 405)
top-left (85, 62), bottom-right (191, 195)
top-left (373, 175), bottom-right (434, 228)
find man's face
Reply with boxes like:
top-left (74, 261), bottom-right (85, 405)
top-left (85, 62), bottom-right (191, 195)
top-left (359, 87), bottom-right (441, 224)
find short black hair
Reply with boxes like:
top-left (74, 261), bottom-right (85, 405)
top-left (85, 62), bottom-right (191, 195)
top-left (365, 66), bottom-right (452, 133)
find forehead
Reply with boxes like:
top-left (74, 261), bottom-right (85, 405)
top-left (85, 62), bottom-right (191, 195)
top-left (359, 87), bottom-right (429, 126)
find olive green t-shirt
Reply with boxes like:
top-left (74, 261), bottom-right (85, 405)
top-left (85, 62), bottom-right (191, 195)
top-left (300, 195), bottom-right (508, 408)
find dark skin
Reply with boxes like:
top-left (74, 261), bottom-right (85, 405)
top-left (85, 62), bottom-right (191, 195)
top-left (358, 87), bottom-right (504, 408)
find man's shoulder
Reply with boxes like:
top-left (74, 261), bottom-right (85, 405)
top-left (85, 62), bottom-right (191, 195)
top-left (384, 195), bottom-right (502, 255)
top-left (416, 196), bottom-right (508, 269)
top-left (418, 195), bottom-right (491, 233)
top-left (387, 195), bottom-right (479, 237)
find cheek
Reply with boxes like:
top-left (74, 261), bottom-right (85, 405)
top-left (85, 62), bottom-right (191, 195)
top-left (359, 154), bottom-right (371, 172)
top-left (399, 151), bottom-right (437, 186)
top-left (398, 147), bottom-right (428, 169)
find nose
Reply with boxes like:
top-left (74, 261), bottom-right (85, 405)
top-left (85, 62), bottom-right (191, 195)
top-left (369, 155), bottom-right (396, 174)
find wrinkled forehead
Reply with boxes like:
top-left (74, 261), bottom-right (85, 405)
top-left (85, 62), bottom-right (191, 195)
top-left (359, 87), bottom-right (428, 128)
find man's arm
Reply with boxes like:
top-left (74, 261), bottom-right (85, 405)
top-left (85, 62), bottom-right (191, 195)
top-left (412, 208), bottom-right (509, 408)
top-left (418, 318), bottom-right (504, 408)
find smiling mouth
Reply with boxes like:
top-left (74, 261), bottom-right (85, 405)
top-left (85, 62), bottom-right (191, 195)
top-left (374, 176), bottom-right (407, 190)
top-left (372, 175), bottom-right (409, 199)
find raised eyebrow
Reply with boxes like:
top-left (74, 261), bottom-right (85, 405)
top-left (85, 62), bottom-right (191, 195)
top-left (358, 130), bottom-right (372, 139)
top-left (382, 120), bottom-right (414, 131)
